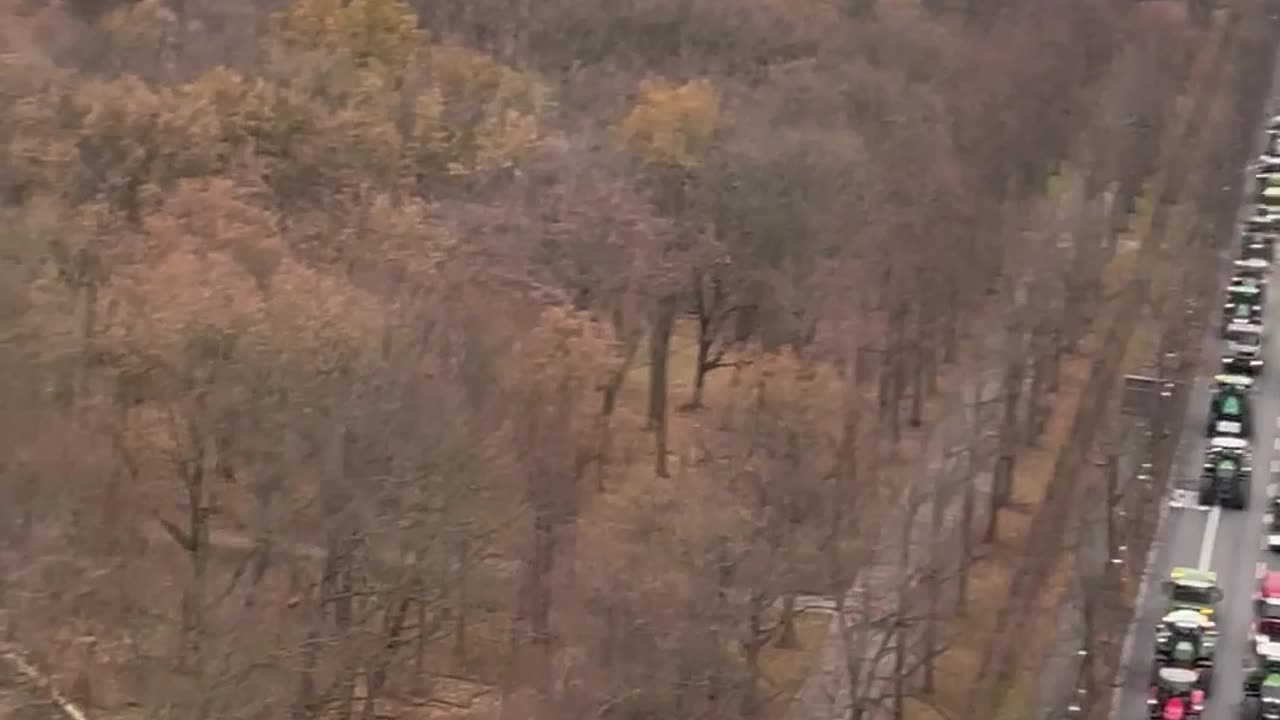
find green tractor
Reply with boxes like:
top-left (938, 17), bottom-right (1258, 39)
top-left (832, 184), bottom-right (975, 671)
top-left (1260, 674), bottom-right (1280, 720)
top-left (1207, 374), bottom-right (1253, 439)
top-left (1224, 284), bottom-right (1265, 336)
top-left (1199, 437), bottom-right (1251, 511)
top-left (1151, 608), bottom-right (1216, 694)
top-left (1245, 643), bottom-right (1280, 720)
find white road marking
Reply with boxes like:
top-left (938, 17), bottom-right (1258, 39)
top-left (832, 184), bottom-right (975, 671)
top-left (1271, 459), bottom-right (1280, 473)
top-left (1199, 506), bottom-right (1222, 571)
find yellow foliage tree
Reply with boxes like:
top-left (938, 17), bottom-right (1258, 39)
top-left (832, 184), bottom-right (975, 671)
top-left (312, 69), bottom-right (403, 184)
top-left (276, 0), bottom-right (421, 78)
top-left (169, 68), bottom-right (278, 161)
top-left (409, 44), bottom-right (550, 179)
top-left (618, 78), bottom-right (719, 169)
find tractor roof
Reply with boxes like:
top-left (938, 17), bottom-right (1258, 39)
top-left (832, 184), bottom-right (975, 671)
top-left (1211, 436), bottom-right (1249, 450)
top-left (1171, 567), bottom-right (1217, 586)
top-left (1164, 608), bottom-right (1211, 627)
top-left (1215, 373), bottom-right (1255, 387)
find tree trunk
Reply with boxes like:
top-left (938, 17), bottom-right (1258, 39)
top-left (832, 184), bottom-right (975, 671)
top-left (925, 323), bottom-right (939, 397)
top-left (649, 294), bottom-right (678, 477)
top-left (892, 485), bottom-right (913, 720)
top-left (944, 282), bottom-right (959, 364)
top-left (335, 555), bottom-right (356, 720)
top-left (690, 267), bottom-right (722, 409)
top-left (452, 536), bottom-right (471, 671)
top-left (877, 343), bottom-right (893, 422)
top-left (890, 354), bottom-right (903, 445)
top-left (1025, 330), bottom-right (1045, 447)
top-left (180, 445), bottom-right (211, 720)
top-left (922, 463), bottom-right (945, 693)
top-left (362, 597), bottom-right (412, 720)
top-left (692, 329), bottom-right (711, 408)
top-left (415, 584), bottom-right (429, 696)
top-left (985, 455), bottom-right (1014, 543)
top-left (958, 461), bottom-right (975, 615)
top-left (1002, 357), bottom-right (1023, 445)
top-left (600, 337), bottom-right (640, 417)
top-left (1048, 329), bottom-right (1061, 394)
top-left (740, 593), bottom-right (765, 719)
top-left (71, 277), bottom-right (98, 415)
top-left (318, 418), bottom-right (358, 720)
top-left (893, 614), bottom-right (906, 720)
top-left (294, 624), bottom-right (321, 720)
top-left (503, 511), bottom-right (556, 720)
top-left (909, 334), bottom-right (925, 428)
top-left (774, 593), bottom-right (798, 648)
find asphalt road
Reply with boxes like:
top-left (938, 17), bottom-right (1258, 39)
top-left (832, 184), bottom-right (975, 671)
top-left (1109, 44), bottom-right (1280, 720)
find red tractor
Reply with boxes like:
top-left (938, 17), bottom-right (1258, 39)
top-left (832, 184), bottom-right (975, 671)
top-left (1147, 667), bottom-right (1204, 720)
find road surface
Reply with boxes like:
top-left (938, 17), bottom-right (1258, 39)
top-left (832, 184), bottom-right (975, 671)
top-left (1108, 37), bottom-right (1280, 720)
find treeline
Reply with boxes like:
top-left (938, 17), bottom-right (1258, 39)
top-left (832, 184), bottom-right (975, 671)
top-left (0, 0), bottom-right (1203, 717)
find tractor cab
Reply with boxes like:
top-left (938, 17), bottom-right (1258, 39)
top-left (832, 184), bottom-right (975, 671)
top-left (1224, 284), bottom-right (1265, 336)
top-left (1155, 608), bottom-right (1217, 664)
top-left (1207, 377), bottom-right (1252, 439)
top-left (1200, 437), bottom-right (1251, 510)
